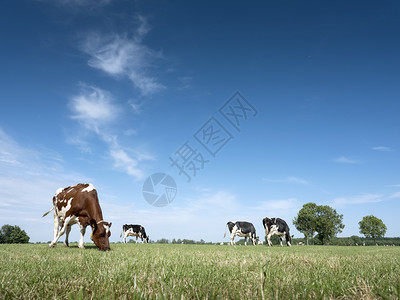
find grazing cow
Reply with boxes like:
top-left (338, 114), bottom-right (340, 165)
top-left (262, 217), bottom-right (293, 247)
top-left (42, 183), bottom-right (112, 251)
top-left (120, 224), bottom-right (149, 243)
top-left (224, 221), bottom-right (257, 245)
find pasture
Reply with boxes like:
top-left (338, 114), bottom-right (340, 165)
top-left (1, 243), bottom-right (399, 299)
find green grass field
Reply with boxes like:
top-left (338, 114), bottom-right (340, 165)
top-left (1, 243), bottom-right (399, 299)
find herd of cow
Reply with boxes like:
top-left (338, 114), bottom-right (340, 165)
top-left (42, 184), bottom-right (293, 251)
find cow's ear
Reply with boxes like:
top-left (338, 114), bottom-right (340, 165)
top-left (109, 222), bottom-right (112, 228)
top-left (90, 219), bottom-right (97, 232)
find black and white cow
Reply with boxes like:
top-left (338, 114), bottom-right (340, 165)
top-left (120, 224), bottom-right (149, 243)
top-left (224, 221), bottom-right (257, 245)
top-left (262, 217), bottom-right (293, 247)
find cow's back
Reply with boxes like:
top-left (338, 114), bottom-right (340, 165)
top-left (53, 183), bottom-right (99, 219)
top-left (276, 218), bottom-right (290, 232)
top-left (236, 221), bottom-right (256, 235)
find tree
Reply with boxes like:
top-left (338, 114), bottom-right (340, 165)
top-left (359, 215), bottom-right (387, 243)
top-left (293, 202), bottom-right (318, 245)
top-left (0, 225), bottom-right (30, 244)
top-left (293, 203), bottom-right (345, 245)
top-left (314, 205), bottom-right (345, 245)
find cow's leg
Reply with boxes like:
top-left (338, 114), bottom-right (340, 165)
top-left (49, 217), bottom-right (72, 248)
top-left (51, 214), bottom-right (59, 246)
top-left (230, 233), bottom-right (235, 245)
top-left (78, 224), bottom-right (86, 249)
top-left (244, 237), bottom-right (247, 246)
top-left (64, 225), bottom-right (72, 247)
top-left (279, 237), bottom-right (283, 247)
top-left (286, 233), bottom-right (292, 247)
top-left (267, 234), bottom-right (273, 247)
top-left (252, 235), bottom-right (257, 246)
top-left (123, 232), bottom-right (128, 244)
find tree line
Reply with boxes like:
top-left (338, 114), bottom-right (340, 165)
top-left (0, 203), bottom-right (389, 245)
top-left (293, 202), bottom-right (387, 245)
top-left (152, 203), bottom-right (388, 246)
top-left (148, 238), bottom-right (214, 245)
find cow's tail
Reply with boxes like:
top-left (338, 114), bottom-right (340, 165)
top-left (42, 207), bottom-right (54, 217)
top-left (224, 223), bottom-right (228, 238)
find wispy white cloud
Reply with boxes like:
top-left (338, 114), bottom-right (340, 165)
top-left (66, 135), bottom-right (92, 154)
top-left (253, 198), bottom-right (300, 216)
top-left (389, 192), bottom-right (400, 199)
top-left (0, 129), bottom-right (25, 166)
top-left (128, 99), bottom-right (143, 115)
top-left (372, 146), bottom-right (393, 152)
top-left (134, 15), bottom-right (151, 42)
top-left (109, 148), bottom-right (144, 180)
top-left (177, 76), bottom-right (192, 90)
top-left (68, 84), bottom-right (153, 180)
top-left (263, 176), bottom-right (309, 185)
top-left (69, 84), bottom-right (119, 134)
top-left (53, 0), bottom-right (112, 7)
top-left (332, 194), bottom-right (384, 207)
top-left (333, 156), bottom-right (361, 164)
top-left (81, 16), bottom-right (164, 95)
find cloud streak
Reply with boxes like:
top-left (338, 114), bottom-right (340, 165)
top-left (372, 146), bottom-right (393, 152)
top-left (332, 194), bottom-right (384, 207)
top-left (69, 84), bottom-right (119, 134)
top-left (81, 16), bottom-right (164, 95)
top-left (68, 84), bottom-right (152, 180)
top-left (333, 156), bottom-right (361, 164)
top-left (389, 192), bottom-right (400, 199)
top-left (53, 0), bottom-right (112, 7)
top-left (263, 176), bottom-right (309, 185)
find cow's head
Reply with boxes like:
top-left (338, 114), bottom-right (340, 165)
top-left (140, 228), bottom-right (149, 243)
top-left (286, 234), bottom-right (294, 246)
top-left (91, 220), bottom-right (112, 251)
top-left (262, 217), bottom-right (272, 229)
top-left (227, 221), bottom-right (235, 233)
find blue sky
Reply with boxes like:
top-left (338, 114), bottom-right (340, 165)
top-left (1, 0), bottom-right (399, 243)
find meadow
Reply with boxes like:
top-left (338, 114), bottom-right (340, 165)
top-left (1, 243), bottom-right (399, 299)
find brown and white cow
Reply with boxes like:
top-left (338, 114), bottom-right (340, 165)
top-left (43, 183), bottom-right (112, 251)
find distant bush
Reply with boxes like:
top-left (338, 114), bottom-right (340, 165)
top-left (292, 236), bottom-right (400, 246)
top-left (156, 238), bottom-right (170, 244)
top-left (0, 224), bottom-right (30, 244)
